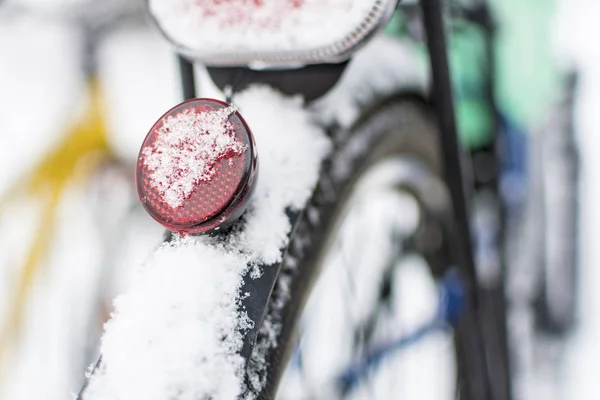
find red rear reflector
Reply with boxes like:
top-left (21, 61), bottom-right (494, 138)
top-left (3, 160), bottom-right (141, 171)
top-left (136, 98), bottom-right (257, 234)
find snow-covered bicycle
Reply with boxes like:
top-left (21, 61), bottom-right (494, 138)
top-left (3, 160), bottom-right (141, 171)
top-left (76, 1), bottom-right (512, 399)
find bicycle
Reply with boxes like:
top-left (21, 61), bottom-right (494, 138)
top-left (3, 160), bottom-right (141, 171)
top-left (76, 0), bottom-right (514, 399)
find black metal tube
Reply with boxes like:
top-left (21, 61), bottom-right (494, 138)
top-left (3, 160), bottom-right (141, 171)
top-left (178, 54), bottom-right (197, 100)
top-left (463, 5), bottom-right (513, 399)
top-left (419, 0), bottom-right (495, 399)
top-left (462, 5), bottom-right (513, 399)
top-left (419, 0), bottom-right (477, 303)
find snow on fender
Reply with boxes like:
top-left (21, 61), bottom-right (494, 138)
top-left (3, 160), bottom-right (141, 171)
top-left (84, 86), bottom-right (331, 400)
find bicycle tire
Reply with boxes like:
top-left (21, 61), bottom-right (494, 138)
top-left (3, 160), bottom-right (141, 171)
top-left (245, 94), bottom-right (455, 399)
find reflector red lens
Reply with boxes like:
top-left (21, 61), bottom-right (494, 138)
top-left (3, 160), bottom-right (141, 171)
top-left (136, 98), bottom-right (257, 234)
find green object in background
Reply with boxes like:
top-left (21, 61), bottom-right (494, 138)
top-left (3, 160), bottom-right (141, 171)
top-left (383, 9), bottom-right (406, 37)
top-left (384, 12), bottom-right (495, 149)
top-left (490, 0), bottom-right (560, 130)
top-left (449, 20), bottom-right (494, 149)
top-left (384, 0), bottom-right (561, 146)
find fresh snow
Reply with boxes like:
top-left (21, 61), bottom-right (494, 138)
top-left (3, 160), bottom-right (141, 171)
top-left (85, 86), bottom-right (331, 399)
top-left (141, 105), bottom-right (245, 208)
top-left (149, 0), bottom-right (388, 58)
top-left (86, 235), bottom-right (252, 400)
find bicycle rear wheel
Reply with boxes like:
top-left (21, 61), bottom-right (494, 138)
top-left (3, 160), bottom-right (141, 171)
top-left (245, 95), bottom-right (472, 399)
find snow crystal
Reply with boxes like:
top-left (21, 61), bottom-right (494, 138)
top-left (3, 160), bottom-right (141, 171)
top-left (85, 86), bottom-right (331, 400)
top-left (142, 105), bottom-right (245, 208)
top-left (149, 0), bottom-right (387, 60)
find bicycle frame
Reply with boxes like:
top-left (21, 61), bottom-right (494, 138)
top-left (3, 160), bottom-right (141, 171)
top-left (420, 1), bottom-right (506, 398)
